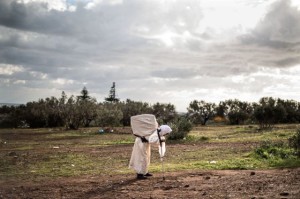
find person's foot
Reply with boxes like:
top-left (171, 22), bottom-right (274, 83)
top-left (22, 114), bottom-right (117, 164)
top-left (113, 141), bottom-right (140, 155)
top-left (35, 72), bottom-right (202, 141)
top-left (137, 174), bottom-right (147, 180)
top-left (144, 173), bottom-right (153, 177)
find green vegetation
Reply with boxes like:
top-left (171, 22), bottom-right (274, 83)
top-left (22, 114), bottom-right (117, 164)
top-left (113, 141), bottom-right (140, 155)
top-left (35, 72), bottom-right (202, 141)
top-left (252, 140), bottom-right (300, 168)
top-left (1, 85), bottom-right (300, 133)
top-left (289, 128), bottom-right (300, 157)
top-left (168, 118), bottom-right (193, 140)
top-left (0, 125), bottom-right (299, 180)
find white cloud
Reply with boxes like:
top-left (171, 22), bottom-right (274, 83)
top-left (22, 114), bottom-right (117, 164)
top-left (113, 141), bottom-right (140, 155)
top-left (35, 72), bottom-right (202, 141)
top-left (199, 0), bottom-right (270, 34)
top-left (52, 78), bottom-right (74, 85)
top-left (0, 0), bottom-right (300, 111)
top-left (13, 80), bottom-right (26, 84)
top-left (0, 64), bottom-right (24, 75)
top-left (29, 71), bottom-right (48, 79)
top-left (22, 0), bottom-right (67, 10)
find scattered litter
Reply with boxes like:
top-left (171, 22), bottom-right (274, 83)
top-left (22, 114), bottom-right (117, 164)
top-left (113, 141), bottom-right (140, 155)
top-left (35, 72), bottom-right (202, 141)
top-left (209, 161), bottom-right (217, 164)
top-left (71, 164), bottom-right (75, 167)
top-left (98, 128), bottom-right (114, 133)
top-left (53, 146), bottom-right (59, 149)
top-left (99, 129), bottom-right (104, 134)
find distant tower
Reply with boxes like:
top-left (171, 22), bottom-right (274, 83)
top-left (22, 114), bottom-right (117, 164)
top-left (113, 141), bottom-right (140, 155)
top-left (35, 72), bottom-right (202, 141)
top-left (105, 82), bottom-right (119, 103)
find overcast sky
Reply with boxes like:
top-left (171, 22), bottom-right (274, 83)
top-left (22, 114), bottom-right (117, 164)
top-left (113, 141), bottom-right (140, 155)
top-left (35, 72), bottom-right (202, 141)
top-left (0, 0), bottom-right (300, 112)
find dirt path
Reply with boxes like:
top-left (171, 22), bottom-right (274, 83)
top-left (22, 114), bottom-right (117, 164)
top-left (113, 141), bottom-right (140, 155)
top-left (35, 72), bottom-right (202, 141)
top-left (1, 168), bottom-right (299, 199)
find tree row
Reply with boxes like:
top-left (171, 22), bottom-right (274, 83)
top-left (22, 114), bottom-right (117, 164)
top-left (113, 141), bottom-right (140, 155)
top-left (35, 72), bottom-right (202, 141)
top-left (0, 87), bottom-right (299, 129)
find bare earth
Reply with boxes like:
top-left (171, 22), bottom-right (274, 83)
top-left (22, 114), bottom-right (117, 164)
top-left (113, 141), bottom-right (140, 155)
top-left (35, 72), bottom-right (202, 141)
top-left (0, 128), bottom-right (300, 199)
top-left (1, 155), bottom-right (299, 199)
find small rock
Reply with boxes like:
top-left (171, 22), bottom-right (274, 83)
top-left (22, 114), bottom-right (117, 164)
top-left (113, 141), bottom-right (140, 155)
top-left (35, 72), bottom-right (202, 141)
top-left (184, 184), bottom-right (190, 188)
top-left (163, 186), bottom-right (173, 190)
top-left (8, 151), bottom-right (17, 156)
top-left (250, 171), bottom-right (256, 176)
top-left (279, 192), bottom-right (289, 196)
top-left (205, 176), bottom-right (211, 180)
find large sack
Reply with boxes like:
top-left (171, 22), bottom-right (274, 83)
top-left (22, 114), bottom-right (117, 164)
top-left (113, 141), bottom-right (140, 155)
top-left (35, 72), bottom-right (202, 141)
top-left (130, 114), bottom-right (158, 137)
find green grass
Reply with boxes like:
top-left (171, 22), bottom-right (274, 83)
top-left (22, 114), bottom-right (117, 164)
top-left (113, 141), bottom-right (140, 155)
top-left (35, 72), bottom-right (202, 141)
top-left (189, 125), bottom-right (297, 143)
top-left (149, 147), bottom-right (264, 171)
top-left (150, 125), bottom-right (300, 171)
top-left (0, 124), bottom-right (299, 179)
top-left (27, 153), bottom-right (131, 177)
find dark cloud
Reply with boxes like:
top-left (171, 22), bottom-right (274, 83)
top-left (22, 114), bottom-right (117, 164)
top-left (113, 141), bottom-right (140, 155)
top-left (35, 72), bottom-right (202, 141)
top-left (0, 0), bottom-right (69, 35)
top-left (255, 0), bottom-right (300, 44)
top-left (237, 0), bottom-right (300, 68)
top-left (1, 0), bottom-right (300, 111)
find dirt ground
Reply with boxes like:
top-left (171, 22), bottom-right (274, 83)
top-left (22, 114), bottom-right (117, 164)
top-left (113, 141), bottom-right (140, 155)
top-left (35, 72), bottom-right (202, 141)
top-left (0, 168), bottom-right (299, 199)
top-left (0, 127), bottom-right (300, 199)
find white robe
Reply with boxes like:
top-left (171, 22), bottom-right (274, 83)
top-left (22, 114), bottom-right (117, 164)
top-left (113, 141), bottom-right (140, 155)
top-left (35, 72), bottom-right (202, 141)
top-left (129, 131), bottom-right (165, 174)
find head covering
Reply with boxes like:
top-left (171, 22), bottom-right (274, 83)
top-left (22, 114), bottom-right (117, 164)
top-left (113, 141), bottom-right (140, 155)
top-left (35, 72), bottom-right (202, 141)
top-left (159, 125), bottom-right (172, 136)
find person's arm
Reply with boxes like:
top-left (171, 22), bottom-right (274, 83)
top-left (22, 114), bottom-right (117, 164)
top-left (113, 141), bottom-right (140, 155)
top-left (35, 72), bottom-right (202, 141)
top-left (148, 132), bottom-right (165, 144)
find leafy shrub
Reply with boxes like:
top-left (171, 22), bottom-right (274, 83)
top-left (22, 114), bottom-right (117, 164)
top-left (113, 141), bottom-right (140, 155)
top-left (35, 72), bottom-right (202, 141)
top-left (168, 118), bottom-right (193, 140)
top-left (289, 128), bottom-right (300, 157)
top-left (254, 141), bottom-right (293, 159)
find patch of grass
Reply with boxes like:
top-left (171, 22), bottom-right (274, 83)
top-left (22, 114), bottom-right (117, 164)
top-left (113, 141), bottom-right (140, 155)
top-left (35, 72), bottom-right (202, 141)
top-left (6, 152), bottom-right (132, 178)
top-left (103, 139), bottom-right (133, 145)
top-left (1, 125), bottom-right (299, 179)
top-left (254, 141), bottom-right (292, 159)
top-left (251, 140), bottom-right (300, 168)
top-left (150, 156), bottom-right (264, 171)
top-left (272, 158), bottom-right (300, 168)
top-left (183, 135), bottom-right (210, 142)
top-left (14, 145), bottom-right (34, 150)
top-left (189, 125), bottom-right (296, 143)
top-left (27, 152), bottom-right (130, 177)
top-left (149, 146), bottom-right (260, 171)
top-left (29, 153), bottom-right (94, 177)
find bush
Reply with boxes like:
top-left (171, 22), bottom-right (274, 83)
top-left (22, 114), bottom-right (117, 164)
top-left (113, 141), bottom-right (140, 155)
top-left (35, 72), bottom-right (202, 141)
top-left (254, 141), bottom-right (293, 159)
top-left (289, 128), bottom-right (300, 157)
top-left (168, 118), bottom-right (193, 140)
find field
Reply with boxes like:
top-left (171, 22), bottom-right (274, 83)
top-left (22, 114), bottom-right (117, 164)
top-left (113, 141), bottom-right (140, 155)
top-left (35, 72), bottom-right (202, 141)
top-left (0, 125), bottom-right (300, 198)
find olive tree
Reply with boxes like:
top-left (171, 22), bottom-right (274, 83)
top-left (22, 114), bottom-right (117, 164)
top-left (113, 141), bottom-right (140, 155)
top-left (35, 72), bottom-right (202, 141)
top-left (187, 100), bottom-right (216, 125)
top-left (96, 102), bottom-right (123, 127)
top-left (253, 97), bottom-right (287, 129)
